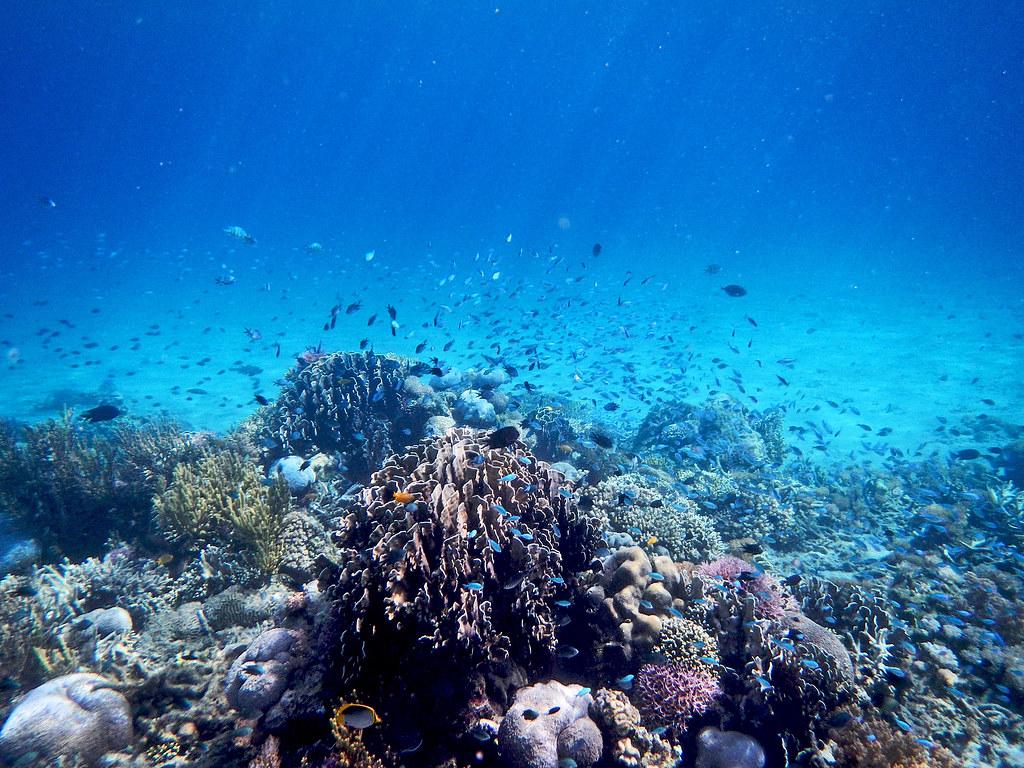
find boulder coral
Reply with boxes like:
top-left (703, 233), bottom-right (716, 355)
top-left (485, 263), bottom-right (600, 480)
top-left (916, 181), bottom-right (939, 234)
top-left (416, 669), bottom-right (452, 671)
top-left (497, 681), bottom-right (602, 768)
top-left (0, 672), bottom-right (132, 766)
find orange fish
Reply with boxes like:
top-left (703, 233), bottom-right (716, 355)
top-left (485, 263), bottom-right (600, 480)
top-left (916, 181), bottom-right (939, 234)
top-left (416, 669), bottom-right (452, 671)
top-left (392, 491), bottom-right (416, 504)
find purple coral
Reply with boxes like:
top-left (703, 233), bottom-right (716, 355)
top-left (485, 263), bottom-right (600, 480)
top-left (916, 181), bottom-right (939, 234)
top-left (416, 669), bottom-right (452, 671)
top-left (698, 556), bottom-right (795, 620)
top-left (633, 663), bottom-right (720, 733)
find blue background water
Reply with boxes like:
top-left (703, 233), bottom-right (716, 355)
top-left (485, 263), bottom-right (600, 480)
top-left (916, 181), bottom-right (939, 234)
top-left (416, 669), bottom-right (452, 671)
top-left (0, 2), bottom-right (1021, 444)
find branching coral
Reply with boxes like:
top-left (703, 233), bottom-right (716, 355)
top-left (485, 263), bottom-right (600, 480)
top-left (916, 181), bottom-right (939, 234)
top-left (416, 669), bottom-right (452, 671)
top-left (154, 449), bottom-right (291, 573)
top-left (632, 662), bottom-right (721, 735)
top-left (0, 416), bottom-right (197, 559)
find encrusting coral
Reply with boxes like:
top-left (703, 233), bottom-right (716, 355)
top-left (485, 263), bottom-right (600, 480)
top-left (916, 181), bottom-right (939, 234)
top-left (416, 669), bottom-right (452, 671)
top-left (154, 448), bottom-right (291, 573)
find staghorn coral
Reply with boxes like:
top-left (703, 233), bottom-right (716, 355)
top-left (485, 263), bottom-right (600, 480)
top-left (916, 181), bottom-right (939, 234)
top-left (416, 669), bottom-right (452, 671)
top-left (57, 546), bottom-right (176, 626)
top-left (319, 427), bottom-right (602, 750)
top-left (590, 688), bottom-right (681, 768)
top-left (155, 448), bottom-right (291, 574)
top-left (632, 662), bottom-right (721, 735)
top-left (0, 416), bottom-right (197, 560)
top-left (593, 472), bottom-right (723, 562)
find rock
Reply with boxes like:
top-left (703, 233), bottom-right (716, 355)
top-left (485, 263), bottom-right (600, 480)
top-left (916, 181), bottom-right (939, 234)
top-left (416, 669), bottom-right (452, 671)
top-left (498, 681), bottom-right (602, 768)
top-left (0, 673), bottom-right (132, 767)
top-left (695, 727), bottom-right (765, 768)
top-left (269, 455), bottom-right (316, 494)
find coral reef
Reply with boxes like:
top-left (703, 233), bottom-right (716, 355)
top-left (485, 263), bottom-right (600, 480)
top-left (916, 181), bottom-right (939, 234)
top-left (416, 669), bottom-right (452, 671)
top-left (634, 395), bottom-right (785, 470)
top-left (695, 726), bottom-right (765, 768)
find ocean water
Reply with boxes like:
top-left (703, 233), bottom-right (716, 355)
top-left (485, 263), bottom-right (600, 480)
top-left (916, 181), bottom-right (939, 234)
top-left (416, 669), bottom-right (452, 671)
top-left (0, 3), bottom-right (1022, 768)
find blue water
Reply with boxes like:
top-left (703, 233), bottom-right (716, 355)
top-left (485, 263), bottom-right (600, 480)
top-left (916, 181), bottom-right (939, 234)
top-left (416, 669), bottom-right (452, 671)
top-left (0, 2), bottom-right (1021, 442)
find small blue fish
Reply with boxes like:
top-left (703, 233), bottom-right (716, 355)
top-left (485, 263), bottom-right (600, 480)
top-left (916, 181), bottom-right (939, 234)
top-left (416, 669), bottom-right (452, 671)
top-left (801, 659), bottom-right (820, 670)
top-left (576, 687), bottom-right (591, 697)
top-left (499, 473), bottom-right (517, 482)
top-left (893, 718), bottom-right (913, 732)
top-left (516, 456), bottom-right (532, 466)
top-left (371, 389), bottom-right (384, 402)
top-left (650, 726), bottom-right (669, 736)
top-left (649, 572), bottom-right (665, 581)
top-left (554, 600), bottom-right (572, 608)
top-left (616, 674), bottom-right (635, 690)
top-left (488, 538), bottom-right (502, 553)
top-left (549, 576), bottom-right (565, 585)
top-left (558, 488), bottom-right (573, 499)
top-left (468, 529), bottom-right (478, 539)
top-left (492, 504), bottom-right (509, 515)
top-left (639, 600), bottom-right (654, 611)
top-left (668, 606), bottom-right (684, 619)
top-left (771, 637), bottom-right (796, 652)
top-left (698, 656), bottom-right (718, 666)
top-left (556, 646), bottom-right (579, 659)
top-left (465, 582), bottom-right (484, 591)
top-left (753, 676), bottom-right (773, 692)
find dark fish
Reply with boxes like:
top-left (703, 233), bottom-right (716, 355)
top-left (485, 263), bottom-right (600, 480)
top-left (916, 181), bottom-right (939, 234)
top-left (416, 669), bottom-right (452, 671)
top-left (603, 402), bottom-right (620, 411)
top-left (254, 394), bottom-right (270, 406)
top-left (367, 314), bottom-right (377, 326)
top-left (590, 430), bottom-right (613, 449)
top-left (415, 341), bottom-right (427, 354)
top-left (486, 426), bottom-right (521, 449)
top-left (953, 448), bottom-right (982, 460)
top-left (704, 263), bottom-right (721, 274)
top-left (80, 404), bottom-right (122, 422)
top-left (387, 304), bottom-right (397, 320)
top-left (345, 302), bottom-right (361, 314)
top-left (299, 459), bottom-right (312, 471)
top-left (722, 284), bottom-right (747, 297)
top-left (592, 243), bottom-right (602, 257)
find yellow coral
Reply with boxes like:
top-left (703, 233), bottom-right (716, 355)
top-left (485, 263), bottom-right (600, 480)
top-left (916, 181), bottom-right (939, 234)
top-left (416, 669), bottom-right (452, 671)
top-left (155, 450), bottom-right (290, 573)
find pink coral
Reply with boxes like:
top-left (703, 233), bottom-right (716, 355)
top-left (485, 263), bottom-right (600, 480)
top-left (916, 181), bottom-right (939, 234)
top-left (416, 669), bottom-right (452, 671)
top-left (632, 663), bottom-right (720, 733)
top-left (698, 556), bottom-right (796, 620)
